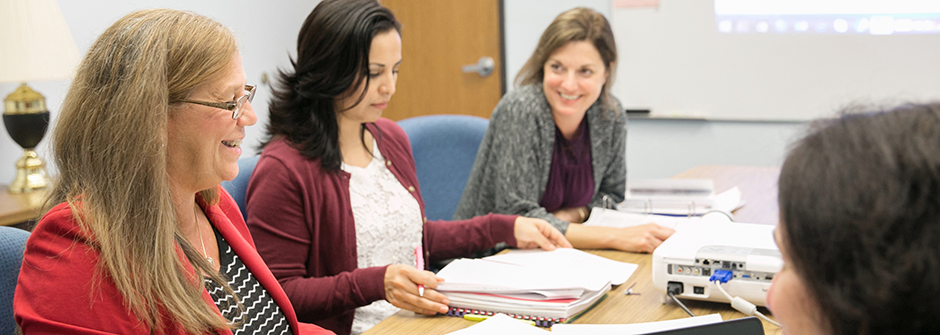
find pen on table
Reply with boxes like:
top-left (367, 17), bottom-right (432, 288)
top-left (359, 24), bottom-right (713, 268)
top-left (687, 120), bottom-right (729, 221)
top-left (414, 245), bottom-right (425, 297)
top-left (463, 314), bottom-right (536, 326)
top-left (624, 282), bottom-right (640, 295)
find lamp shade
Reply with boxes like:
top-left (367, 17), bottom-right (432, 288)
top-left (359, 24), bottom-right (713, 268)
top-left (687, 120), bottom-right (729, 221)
top-left (0, 0), bottom-right (81, 83)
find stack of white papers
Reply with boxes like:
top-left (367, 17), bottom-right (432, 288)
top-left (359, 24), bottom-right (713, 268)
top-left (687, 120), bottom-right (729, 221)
top-left (435, 248), bottom-right (637, 323)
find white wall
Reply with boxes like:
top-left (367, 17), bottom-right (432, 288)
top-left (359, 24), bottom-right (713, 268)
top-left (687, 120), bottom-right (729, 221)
top-left (0, 0), bottom-right (318, 183)
top-left (626, 119), bottom-right (805, 178)
top-left (503, 0), bottom-right (807, 179)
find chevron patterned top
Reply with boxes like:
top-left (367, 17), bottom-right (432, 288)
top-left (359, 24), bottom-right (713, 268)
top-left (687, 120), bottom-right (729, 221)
top-left (205, 229), bottom-right (292, 335)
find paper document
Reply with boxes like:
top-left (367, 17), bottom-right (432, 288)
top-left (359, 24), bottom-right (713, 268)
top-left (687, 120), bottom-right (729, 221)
top-left (436, 258), bottom-right (609, 294)
top-left (483, 248), bottom-right (638, 286)
top-left (551, 314), bottom-right (723, 335)
top-left (583, 208), bottom-right (695, 230)
top-left (446, 314), bottom-right (550, 335)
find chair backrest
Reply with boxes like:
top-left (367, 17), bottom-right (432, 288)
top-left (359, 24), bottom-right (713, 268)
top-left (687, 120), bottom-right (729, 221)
top-left (221, 155), bottom-right (260, 220)
top-left (398, 114), bottom-right (489, 221)
top-left (0, 226), bottom-right (29, 335)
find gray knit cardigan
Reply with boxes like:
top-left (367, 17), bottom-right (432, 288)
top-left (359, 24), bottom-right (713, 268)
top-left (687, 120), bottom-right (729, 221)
top-left (453, 84), bottom-right (627, 233)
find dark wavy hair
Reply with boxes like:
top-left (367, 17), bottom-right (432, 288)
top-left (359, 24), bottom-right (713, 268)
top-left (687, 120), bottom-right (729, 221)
top-left (778, 103), bottom-right (940, 334)
top-left (261, 0), bottom-right (400, 171)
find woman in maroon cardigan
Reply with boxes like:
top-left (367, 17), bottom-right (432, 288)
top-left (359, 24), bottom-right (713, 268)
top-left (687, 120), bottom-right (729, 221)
top-left (245, 1), bottom-right (571, 334)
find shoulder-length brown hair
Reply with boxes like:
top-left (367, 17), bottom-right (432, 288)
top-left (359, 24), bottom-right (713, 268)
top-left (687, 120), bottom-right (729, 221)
top-left (515, 7), bottom-right (618, 112)
top-left (50, 8), bottom-right (239, 333)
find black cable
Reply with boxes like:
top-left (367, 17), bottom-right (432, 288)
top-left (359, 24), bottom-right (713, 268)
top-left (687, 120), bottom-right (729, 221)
top-left (667, 291), bottom-right (696, 317)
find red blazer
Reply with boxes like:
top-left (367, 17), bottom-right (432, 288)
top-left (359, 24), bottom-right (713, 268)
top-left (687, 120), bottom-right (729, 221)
top-left (13, 186), bottom-right (332, 335)
top-left (246, 118), bottom-right (518, 335)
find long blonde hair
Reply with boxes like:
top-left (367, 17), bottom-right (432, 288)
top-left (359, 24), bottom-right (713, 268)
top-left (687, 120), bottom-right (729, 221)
top-left (515, 7), bottom-right (618, 113)
top-left (51, 9), bottom-right (239, 333)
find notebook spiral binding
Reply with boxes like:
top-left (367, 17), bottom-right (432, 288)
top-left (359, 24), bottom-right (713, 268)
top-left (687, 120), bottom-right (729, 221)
top-left (445, 307), bottom-right (563, 327)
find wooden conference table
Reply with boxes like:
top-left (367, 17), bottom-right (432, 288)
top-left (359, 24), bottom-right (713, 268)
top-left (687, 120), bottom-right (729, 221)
top-left (0, 185), bottom-right (46, 226)
top-left (364, 165), bottom-right (782, 335)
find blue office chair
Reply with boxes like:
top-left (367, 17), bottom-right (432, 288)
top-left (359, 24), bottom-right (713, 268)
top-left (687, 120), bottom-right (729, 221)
top-left (221, 155), bottom-right (260, 220)
top-left (0, 226), bottom-right (29, 335)
top-left (398, 114), bottom-right (489, 221)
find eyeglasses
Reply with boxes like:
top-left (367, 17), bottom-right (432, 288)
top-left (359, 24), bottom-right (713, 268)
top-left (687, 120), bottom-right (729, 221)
top-left (181, 85), bottom-right (256, 119)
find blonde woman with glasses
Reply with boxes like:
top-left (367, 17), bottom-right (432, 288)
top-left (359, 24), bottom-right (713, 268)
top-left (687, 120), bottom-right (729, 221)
top-left (13, 9), bottom-right (331, 335)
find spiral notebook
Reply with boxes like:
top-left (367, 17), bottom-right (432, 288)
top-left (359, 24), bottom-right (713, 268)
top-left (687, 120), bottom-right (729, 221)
top-left (442, 284), bottom-right (610, 327)
top-left (435, 249), bottom-right (635, 327)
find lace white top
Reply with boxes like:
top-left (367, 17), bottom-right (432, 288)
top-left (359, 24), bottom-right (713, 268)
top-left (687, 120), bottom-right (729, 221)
top-left (342, 139), bottom-right (424, 335)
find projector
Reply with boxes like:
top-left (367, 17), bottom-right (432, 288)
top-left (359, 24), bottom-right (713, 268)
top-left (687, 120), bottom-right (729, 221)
top-left (651, 215), bottom-right (781, 307)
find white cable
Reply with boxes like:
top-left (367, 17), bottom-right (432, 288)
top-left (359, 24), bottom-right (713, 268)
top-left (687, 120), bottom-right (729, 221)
top-left (754, 311), bottom-right (781, 328)
top-left (712, 280), bottom-right (781, 328)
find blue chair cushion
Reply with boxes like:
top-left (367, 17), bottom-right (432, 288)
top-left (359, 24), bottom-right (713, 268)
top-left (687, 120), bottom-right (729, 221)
top-left (221, 155), bottom-right (260, 220)
top-left (0, 226), bottom-right (29, 334)
top-left (398, 115), bottom-right (489, 221)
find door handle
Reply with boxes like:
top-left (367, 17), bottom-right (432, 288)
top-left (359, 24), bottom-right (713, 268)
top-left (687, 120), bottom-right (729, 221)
top-left (462, 56), bottom-right (495, 77)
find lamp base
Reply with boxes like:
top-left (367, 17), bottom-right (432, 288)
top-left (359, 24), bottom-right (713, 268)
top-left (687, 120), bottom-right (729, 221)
top-left (10, 149), bottom-right (50, 194)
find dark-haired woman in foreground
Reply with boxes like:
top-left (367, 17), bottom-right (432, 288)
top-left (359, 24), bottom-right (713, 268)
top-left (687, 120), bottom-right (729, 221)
top-left (244, 1), bottom-right (570, 334)
top-left (768, 103), bottom-right (940, 334)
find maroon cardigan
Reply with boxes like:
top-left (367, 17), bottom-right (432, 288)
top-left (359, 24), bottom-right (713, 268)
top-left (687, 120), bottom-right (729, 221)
top-left (14, 187), bottom-right (331, 335)
top-left (245, 118), bottom-right (518, 335)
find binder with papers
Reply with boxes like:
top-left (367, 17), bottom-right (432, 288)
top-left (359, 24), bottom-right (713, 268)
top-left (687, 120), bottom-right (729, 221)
top-left (620, 179), bottom-right (744, 216)
top-left (434, 248), bottom-right (637, 327)
top-left (622, 179), bottom-right (716, 215)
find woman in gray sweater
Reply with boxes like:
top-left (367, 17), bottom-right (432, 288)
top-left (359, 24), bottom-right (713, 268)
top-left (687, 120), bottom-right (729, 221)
top-left (454, 7), bottom-right (673, 253)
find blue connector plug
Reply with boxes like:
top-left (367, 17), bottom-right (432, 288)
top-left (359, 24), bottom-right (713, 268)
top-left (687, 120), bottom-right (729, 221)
top-left (709, 269), bottom-right (733, 284)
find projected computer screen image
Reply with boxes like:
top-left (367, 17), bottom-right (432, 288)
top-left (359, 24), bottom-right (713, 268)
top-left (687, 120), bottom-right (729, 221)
top-left (611, 0), bottom-right (940, 121)
top-left (715, 0), bottom-right (940, 35)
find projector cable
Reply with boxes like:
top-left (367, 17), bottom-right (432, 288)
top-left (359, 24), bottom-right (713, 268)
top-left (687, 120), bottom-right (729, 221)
top-left (666, 282), bottom-right (696, 317)
top-left (710, 270), bottom-right (781, 327)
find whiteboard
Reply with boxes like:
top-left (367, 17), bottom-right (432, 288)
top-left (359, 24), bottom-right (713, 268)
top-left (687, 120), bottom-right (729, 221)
top-left (610, 0), bottom-right (940, 121)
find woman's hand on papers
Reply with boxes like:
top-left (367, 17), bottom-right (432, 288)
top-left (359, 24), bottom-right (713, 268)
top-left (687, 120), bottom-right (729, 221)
top-left (564, 223), bottom-right (675, 253)
top-left (384, 265), bottom-right (449, 315)
top-left (513, 217), bottom-right (573, 250)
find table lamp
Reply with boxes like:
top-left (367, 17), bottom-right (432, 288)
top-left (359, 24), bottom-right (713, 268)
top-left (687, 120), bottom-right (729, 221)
top-left (0, 0), bottom-right (80, 193)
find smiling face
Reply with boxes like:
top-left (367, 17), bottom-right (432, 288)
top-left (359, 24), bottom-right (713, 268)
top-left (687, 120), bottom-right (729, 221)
top-left (167, 52), bottom-right (256, 193)
top-left (542, 40), bottom-right (609, 121)
top-left (335, 29), bottom-right (402, 125)
top-left (766, 226), bottom-right (829, 335)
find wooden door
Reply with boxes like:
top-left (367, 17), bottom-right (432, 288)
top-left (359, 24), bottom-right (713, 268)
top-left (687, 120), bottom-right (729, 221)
top-left (382, 0), bottom-right (503, 120)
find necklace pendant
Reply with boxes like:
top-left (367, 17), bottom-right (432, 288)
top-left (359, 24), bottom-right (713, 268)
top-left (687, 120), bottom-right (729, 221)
top-left (207, 257), bottom-right (214, 266)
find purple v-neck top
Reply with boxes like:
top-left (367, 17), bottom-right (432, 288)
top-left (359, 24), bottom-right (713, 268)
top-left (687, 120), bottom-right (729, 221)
top-left (539, 117), bottom-right (595, 213)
